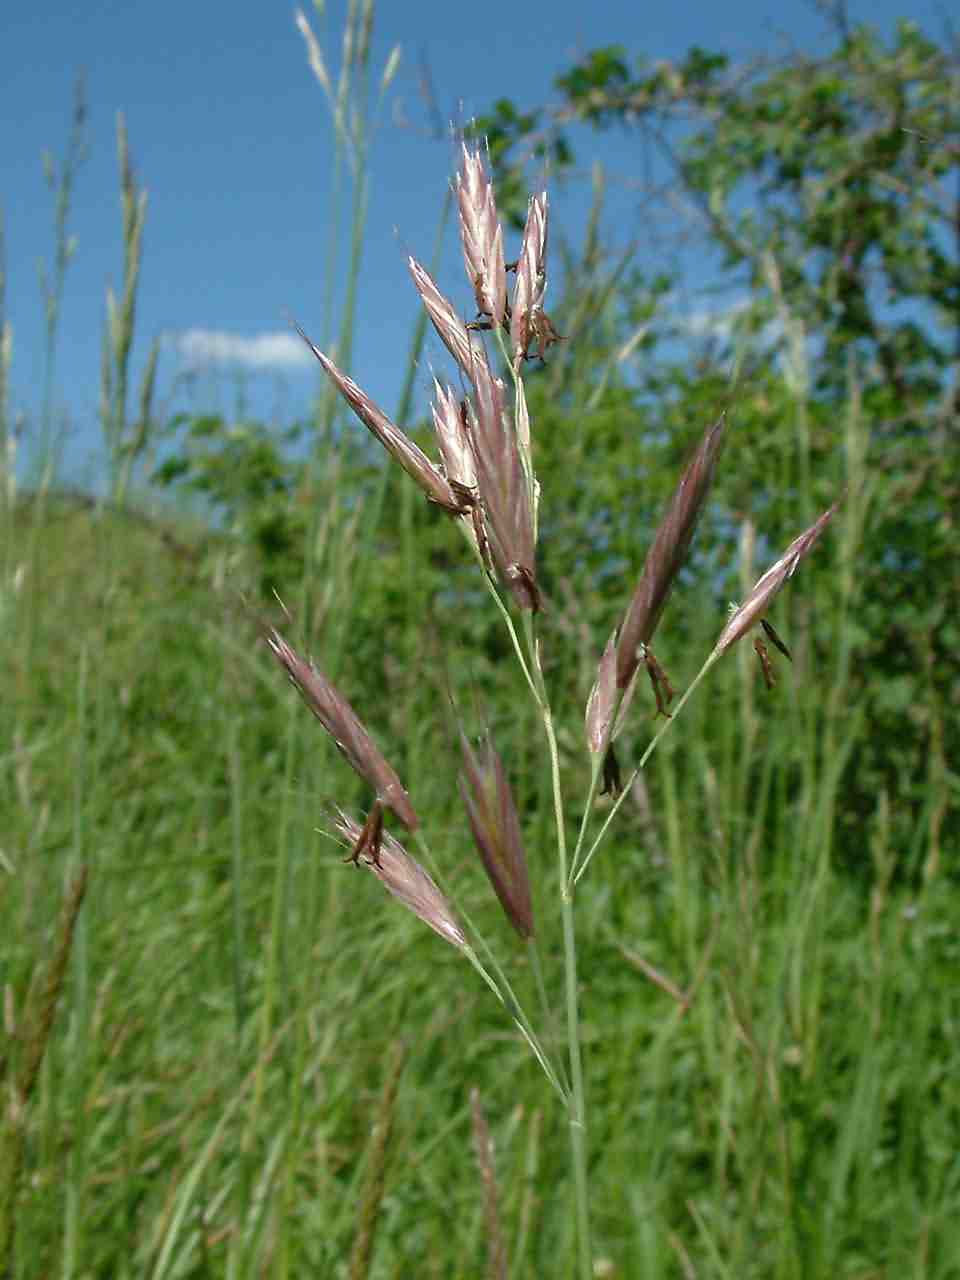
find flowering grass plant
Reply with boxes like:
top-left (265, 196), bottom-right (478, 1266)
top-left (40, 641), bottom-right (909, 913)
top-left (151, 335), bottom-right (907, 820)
top-left (267, 142), bottom-right (838, 1277)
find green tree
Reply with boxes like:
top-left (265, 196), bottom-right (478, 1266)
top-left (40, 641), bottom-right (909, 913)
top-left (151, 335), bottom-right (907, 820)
top-left (470, 16), bottom-right (960, 874)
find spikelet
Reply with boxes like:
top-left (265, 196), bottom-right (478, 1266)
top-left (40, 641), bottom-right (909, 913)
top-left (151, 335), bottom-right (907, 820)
top-left (456, 143), bottom-right (507, 327)
top-left (511, 192), bottom-right (562, 365)
top-left (459, 731), bottom-right (534, 940)
top-left (714, 501), bottom-right (839, 656)
top-left (267, 630), bottom-right (418, 830)
top-left (294, 323), bottom-right (467, 514)
top-left (616, 417), bottom-right (725, 689)
top-left (334, 809), bottom-right (465, 950)
top-left (470, 359), bottom-right (539, 610)
top-left (408, 256), bottom-right (490, 384)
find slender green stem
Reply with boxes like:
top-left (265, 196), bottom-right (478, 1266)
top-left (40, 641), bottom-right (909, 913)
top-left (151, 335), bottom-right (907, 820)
top-left (479, 565), bottom-right (538, 700)
top-left (412, 830), bottom-right (567, 1102)
top-left (528, 937), bottom-right (571, 1096)
top-left (462, 946), bottom-right (567, 1104)
top-left (490, 318), bottom-right (592, 1272)
top-left (568, 753), bottom-right (604, 888)
top-left (560, 889), bottom-right (591, 1280)
top-left (574, 651), bottom-right (721, 887)
top-left (520, 610), bottom-right (593, 1280)
top-left (464, 930), bottom-right (565, 1102)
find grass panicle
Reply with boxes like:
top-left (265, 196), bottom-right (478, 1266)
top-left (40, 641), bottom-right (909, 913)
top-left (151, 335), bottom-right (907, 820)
top-left (469, 1087), bottom-right (509, 1280)
top-left (3, 28), bottom-right (879, 1271)
top-left (270, 145), bottom-right (842, 1280)
top-left (0, 865), bottom-right (88, 1276)
top-left (101, 113), bottom-right (159, 503)
top-left (38, 76), bottom-right (88, 482)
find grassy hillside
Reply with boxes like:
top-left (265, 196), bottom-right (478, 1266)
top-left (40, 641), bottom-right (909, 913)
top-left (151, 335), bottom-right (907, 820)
top-left (2, 458), bottom-right (957, 1278)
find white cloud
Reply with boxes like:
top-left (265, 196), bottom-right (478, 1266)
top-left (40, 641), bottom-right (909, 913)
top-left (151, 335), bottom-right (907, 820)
top-left (170, 328), bottom-right (315, 371)
top-left (683, 296), bottom-right (753, 341)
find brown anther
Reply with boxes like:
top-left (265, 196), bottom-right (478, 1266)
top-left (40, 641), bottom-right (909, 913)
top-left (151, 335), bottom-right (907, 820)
top-left (754, 636), bottom-right (776, 690)
top-left (522, 307), bottom-right (565, 364)
top-left (600, 745), bottom-right (623, 797)
top-left (760, 618), bottom-right (792, 661)
top-left (471, 504), bottom-right (495, 574)
top-left (644, 648), bottom-right (675, 718)
top-left (466, 314), bottom-right (512, 336)
top-left (345, 801), bottom-right (385, 868)
top-left (507, 564), bottom-right (542, 613)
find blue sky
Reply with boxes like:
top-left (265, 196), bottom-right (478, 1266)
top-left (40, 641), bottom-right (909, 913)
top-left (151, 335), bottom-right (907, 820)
top-left (1, 0), bottom-right (947, 483)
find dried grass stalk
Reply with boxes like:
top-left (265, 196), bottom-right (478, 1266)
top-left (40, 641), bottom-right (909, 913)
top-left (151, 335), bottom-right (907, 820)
top-left (459, 731), bottom-right (534, 939)
top-left (1, 865), bottom-right (89, 1276)
top-left (456, 144), bottom-right (507, 327)
top-left (293, 322), bottom-right (466, 514)
top-left (616, 416), bottom-right (726, 688)
top-left (267, 630), bottom-right (418, 830)
top-left (334, 811), bottom-right (466, 949)
top-left (714, 500), bottom-right (839, 655)
top-left (470, 1087), bottom-right (509, 1280)
top-left (348, 1039), bottom-right (406, 1280)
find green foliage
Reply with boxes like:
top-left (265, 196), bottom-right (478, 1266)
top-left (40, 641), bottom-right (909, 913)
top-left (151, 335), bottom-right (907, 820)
top-left (468, 17), bottom-right (960, 876)
top-left (476, 21), bottom-right (957, 396)
top-left (681, 23), bottom-right (957, 395)
top-left (4, 484), bottom-right (959, 1275)
top-left (153, 412), bottom-right (313, 594)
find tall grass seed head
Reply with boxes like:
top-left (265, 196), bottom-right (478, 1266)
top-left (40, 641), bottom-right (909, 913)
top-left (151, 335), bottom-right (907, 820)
top-left (469, 359), bottom-right (539, 610)
top-left (459, 730), bottom-right (534, 940)
top-left (616, 416), bottom-right (726, 690)
top-left (511, 191), bottom-right (563, 365)
top-left (266, 629), bottom-right (419, 831)
top-left (456, 143), bottom-right (507, 327)
top-left (294, 322), bottom-right (467, 515)
top-left (408, 255), bottom-right (490, 384)
top-left (334, 809), bottom-right (466, 950)
top-left (714, 500), bottom-right (840, 656)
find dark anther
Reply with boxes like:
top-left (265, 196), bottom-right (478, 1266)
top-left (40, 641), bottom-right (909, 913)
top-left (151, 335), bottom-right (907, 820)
top-left (644, 648), bottom-right (674, 719)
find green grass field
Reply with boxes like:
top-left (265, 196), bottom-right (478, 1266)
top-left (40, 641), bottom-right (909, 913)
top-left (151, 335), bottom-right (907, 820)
top-left (2, 452), bottom-right (957, 1277)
